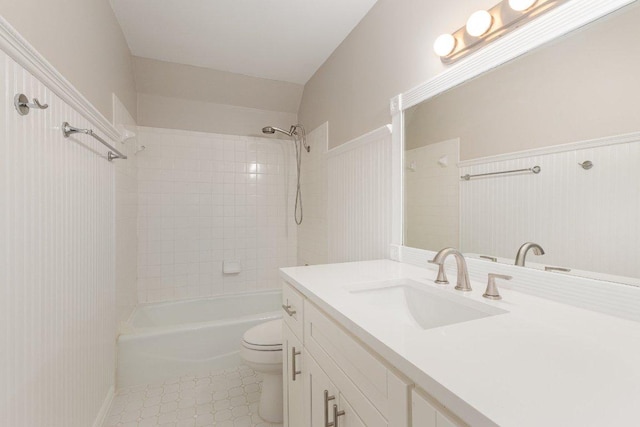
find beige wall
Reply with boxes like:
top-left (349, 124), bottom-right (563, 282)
top-left (0, 0), bottom-right (137, 120)
top-left (405, 3), bottom-right (640, 160)
top-left (298, 0), bottom-right (496, 149)
top-left (135, 57), bottom-right (303, 135)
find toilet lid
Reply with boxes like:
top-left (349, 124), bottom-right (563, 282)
top-left (242, 319), bottom-right (282, 351)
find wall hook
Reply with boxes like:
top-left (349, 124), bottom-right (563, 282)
top-left (135, 145), bottom-right (146, 155)
top-left (14, 93), bottom-right (48, 116)
top-left (578, 160), bottom-right (593, 170)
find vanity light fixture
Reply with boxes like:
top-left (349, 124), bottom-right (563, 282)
top-left (434, 0), bottom-right (568, 63)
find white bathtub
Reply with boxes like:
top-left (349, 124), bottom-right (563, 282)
top-left (117, 291), bottom-right (282, 388)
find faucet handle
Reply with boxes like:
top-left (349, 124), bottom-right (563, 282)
top-left (483, 273), bottom-right (512, 300)
top-left (428, 260), bottom-right (449, 285)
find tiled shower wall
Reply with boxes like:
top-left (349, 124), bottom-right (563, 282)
top-left (136, 127), bottom-right (298, 303)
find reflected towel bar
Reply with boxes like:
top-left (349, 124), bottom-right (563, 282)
top-left (62, 122), bottom-right (127, 161)
top-left (461, 165), bottom-right (540, 181)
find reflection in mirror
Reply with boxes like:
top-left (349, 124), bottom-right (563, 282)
top-left (403, 2), bottom-right (640, 286)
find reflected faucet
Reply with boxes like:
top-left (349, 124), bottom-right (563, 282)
top-left (515, 242), bottom-right (545, 266)
top-left (429, 248), bottom-right (472, 292)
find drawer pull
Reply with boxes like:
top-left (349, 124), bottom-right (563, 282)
top-left (333, 404), bottom-right (345, 427)
top-left (324, 390), bottom-right (336, 427)
top-left (292, 347), bottom-right (302, 381)
top-left (282, 304), bottom-right (297, 317)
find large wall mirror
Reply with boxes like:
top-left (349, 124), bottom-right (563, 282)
top-left (403, 1), bottom-right (640, 286)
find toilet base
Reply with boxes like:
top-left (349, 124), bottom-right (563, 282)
top-left (258, 371), bottom-right (283, 423)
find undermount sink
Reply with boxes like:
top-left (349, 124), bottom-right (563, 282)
top-left (348, 279), bottom-right (507, 330)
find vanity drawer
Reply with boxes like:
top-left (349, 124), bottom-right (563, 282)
top-left (304, 300), bottom-right (410, 422)
top-left (282, 281), bottom-right (304, 340)
top-left (412, 388), bottom-right (467, 427)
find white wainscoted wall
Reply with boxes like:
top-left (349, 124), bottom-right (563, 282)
top-left (404, 138), bottom-right (460, 251)
top-left (0, 49), bottom-right (119, 427)
top-left (113, 96), bottom-right (139, 325)
top-left (460, 134), bottom-right (640, 279)
top-left (297, 122), bottom-right (329, 265)
top-left (136, 127), bottom-right (298, 303)
top-left (327, 125), bottom-right (393, 263)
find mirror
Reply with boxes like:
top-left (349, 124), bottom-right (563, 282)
top-left (403, 2), bottom-right (640, 286)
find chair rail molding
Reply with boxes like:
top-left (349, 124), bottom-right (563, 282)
top-left (0, 16), bottom-right (120, 141)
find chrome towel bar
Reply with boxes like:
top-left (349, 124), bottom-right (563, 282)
top-left (461, 165), bottom-right (540, 181)
top-left (62, 122), bottom-right (127, 161)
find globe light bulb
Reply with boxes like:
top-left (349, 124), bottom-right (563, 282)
top-left (509, 0), bottom-right (537, 11)
top-left (433, 34), bottom-right (456, 57)
top-left (466, 10), bottom-right (493, 37)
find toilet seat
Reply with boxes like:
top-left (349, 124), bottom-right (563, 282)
top-left (242, 319), bottom-right (283, 352)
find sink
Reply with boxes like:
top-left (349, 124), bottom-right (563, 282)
top-left (348, 279), bottom-right (507, 330)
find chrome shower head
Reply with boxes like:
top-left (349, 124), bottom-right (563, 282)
top-left (262, 126), bottom-right (294, 136)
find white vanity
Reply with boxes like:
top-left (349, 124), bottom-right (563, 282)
top-left (279, 259), bottom-right (640, 427)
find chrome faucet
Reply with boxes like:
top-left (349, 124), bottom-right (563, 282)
top-left (429, 248), bottom-right (472, 292)
top-left (515, 242), bottom-right (545, 266)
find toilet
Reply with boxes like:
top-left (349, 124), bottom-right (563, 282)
top-left (240, 319), bottom-right (283, 423)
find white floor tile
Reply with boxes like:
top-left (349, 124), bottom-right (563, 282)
top-left (104, 365), bottom-right (282, 427)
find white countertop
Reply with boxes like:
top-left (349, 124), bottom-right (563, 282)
top-left (280, 259), bottom-right (640, 427)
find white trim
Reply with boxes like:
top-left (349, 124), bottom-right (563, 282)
top-left (0, 16), bottom-right (120, 141)
top-left (92, 386), bottom-right (115, 427)
top-left (458, 131), bottom-right (640, 167)
top-left (399, 0), bottom-right (635, 111)
top-left (326, 124), bottom-right (392, 158)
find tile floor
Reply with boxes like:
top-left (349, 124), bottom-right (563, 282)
top-left (103, 364), bottom-right (282, 427)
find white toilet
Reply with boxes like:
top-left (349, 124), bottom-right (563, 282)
top-left (240, 319), bottom-right (283, 423)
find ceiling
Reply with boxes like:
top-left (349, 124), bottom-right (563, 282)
top-left (110, 0), bottom-right (379, 85)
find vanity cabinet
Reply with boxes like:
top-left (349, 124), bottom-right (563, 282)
top-left (281, 281), bottom-right (464, 427)
top-left (283, 323), bottom-right (304, 427)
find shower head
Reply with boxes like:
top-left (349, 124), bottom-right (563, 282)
top-left (262, 124), bottom-right (310, 153)
top-left (262, 126), bottom-right (294, 136)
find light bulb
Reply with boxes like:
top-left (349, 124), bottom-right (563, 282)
top-left (509, 0), bottom-right (537, 11)
top-left (433, 34), bottom-right (456, 57)
top-left (466, 10), bottom-right (493, 37)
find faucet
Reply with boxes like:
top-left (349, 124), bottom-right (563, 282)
top-left (515, 242), bottom-right (545, 266)
top-left (429, 248), bottom-right (472, 292)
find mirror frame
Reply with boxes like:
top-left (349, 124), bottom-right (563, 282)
top-left (390, 0), bottom-right (636, 252)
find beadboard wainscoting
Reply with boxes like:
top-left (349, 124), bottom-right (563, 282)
top-left (0, 50), bottom-right (117, 427)
top-left (136, 127), bottom-right (298, 303)
top-left (297, 122), bottom-right (329, 266)
top-left (327, 125), bottom-right (392, 263)
top-left (459, 134), bottom-right (640, 280)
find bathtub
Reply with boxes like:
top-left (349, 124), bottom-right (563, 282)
top-left (117, 290), bottom-right (282, 388)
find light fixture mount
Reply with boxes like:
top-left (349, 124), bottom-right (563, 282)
top-left (435, 0), bottom-right (569, 64)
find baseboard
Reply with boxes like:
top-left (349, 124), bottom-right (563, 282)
top-left (92, 386), bottom-right (115, 427)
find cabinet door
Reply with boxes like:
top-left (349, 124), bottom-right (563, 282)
top-left (283, 324), bottom-right (305, 427)
top-left (336, 393), bottom-right (367, 427)
top-left (307, 354), bottom-right (338, 427)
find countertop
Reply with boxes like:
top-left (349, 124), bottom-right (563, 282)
top-left (280, 259), bottom-right (640, 427)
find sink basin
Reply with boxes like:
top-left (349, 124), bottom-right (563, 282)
top-left (348, 279), bottom-right (507, 330)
